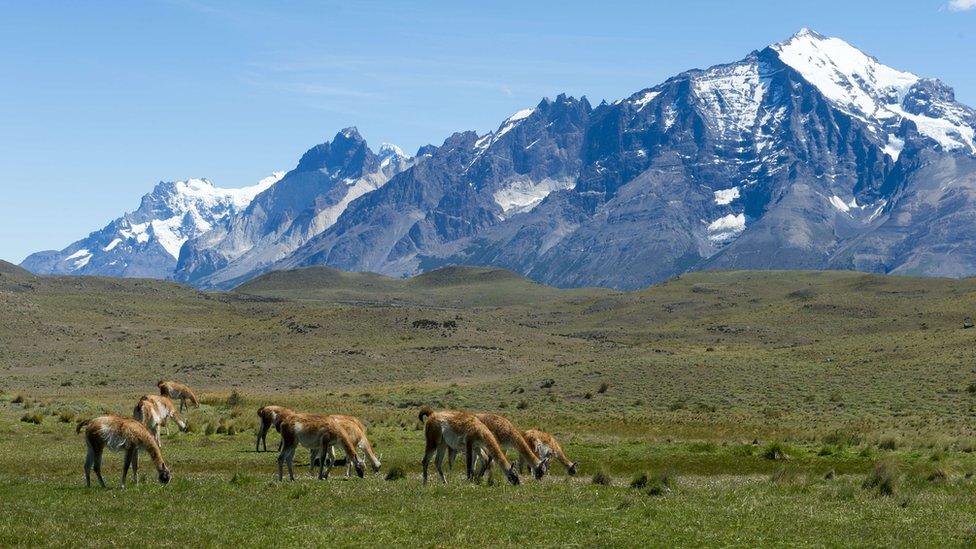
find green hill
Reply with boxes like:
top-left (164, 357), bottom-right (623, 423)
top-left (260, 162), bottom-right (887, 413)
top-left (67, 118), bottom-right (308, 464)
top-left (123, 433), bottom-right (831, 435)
top-left (236, 265), bottom-right (602, 307)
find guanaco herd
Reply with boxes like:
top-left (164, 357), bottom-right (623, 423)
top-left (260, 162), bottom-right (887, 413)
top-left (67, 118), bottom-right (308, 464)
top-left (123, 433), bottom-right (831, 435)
top-left (77, 381), bottom-right (578, 488)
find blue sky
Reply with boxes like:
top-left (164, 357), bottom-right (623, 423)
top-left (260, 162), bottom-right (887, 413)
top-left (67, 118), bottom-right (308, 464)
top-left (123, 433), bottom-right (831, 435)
top-left (1, 0), bottom-right (974, 263)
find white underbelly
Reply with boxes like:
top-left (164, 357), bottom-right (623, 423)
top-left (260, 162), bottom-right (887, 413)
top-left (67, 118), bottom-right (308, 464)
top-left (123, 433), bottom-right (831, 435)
top-left (439, 421), bottom-right (468, 451)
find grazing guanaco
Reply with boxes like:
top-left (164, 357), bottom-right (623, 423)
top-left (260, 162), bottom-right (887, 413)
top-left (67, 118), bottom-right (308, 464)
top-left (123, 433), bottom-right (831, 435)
top-left (322, 415), bottom-right (382, 475)
top-left (469, 413), bottom-right (548, 480)
top-left (277, 413), bottom-right (365, 481)
top-left (133, 394), bottom-right (186, 445)
top-left (77, 415), bottom-right (171, 488)
top-left (521, 429), bottom-right (578, 476)
top-left (157, 380), bottom-right (199, 412)
top-left (256, 405), bottom-right (294, 452)
top-left (418, 406), bottom-right (519, 485)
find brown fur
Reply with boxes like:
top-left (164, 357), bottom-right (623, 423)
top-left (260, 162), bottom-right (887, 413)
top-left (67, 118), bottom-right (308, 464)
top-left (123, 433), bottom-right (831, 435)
top-left (133, 394), bottom-right (186, 445)
top-left (256, 405), bottom-right (293, 452)
top-left (277, 413), bottom-right (364, 481)
top-left (523, 429), bottom-right (578, 475)
top-left (474, 413), bottom-right (548, 480)
top-left (420, 408), bottom-right (519, 485)
top-left (157, 380), bottom-right (199, 412)
top-left (325, 415), bottom-right (382, 474)
top-left (79, 415), bottom-right (171, 488)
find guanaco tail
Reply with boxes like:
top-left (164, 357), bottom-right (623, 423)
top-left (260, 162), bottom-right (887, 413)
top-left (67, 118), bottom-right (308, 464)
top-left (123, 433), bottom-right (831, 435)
top-left (77, 415), bottom-right (171, 488)
top-left (256, 405), bottom-right (294, 452)
top-left (418, 406), bottom-right (520, 486)
top-left (521, 428), bottom-right (578, 476)
top-left (277, 413), bottom-right (365, 481)
top-left (133, 394), bottom-right (187, 445)
top-left (157, 380), bottom-right (200, 412)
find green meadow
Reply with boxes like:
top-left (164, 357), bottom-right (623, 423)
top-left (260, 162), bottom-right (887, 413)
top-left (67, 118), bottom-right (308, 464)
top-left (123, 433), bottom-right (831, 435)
top-left (3, 261), bottom-right (976, 546)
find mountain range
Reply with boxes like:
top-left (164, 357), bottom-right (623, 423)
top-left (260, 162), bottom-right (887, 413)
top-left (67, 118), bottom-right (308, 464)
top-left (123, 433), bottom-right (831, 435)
top-left (22, 29), bottom-right (976, 289)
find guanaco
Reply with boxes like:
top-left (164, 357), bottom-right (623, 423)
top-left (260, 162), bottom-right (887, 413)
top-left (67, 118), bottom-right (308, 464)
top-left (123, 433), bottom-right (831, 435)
top-left (418, 406), bottom-right (519, 485)
top-left (321, 415), bottom-right (382, 475)
top-left (521, 428), bottom-right (578, 476)
top-left (256, 405), bottom-right (294, 452)
top-left (157, 380), bottom-right (200, 412)
top-left (277, 413), bottom-right (365, 481)
top-left (78, 415), bottom-right (171, 488)
top-left (133, 394), bottom-right (186, 445)
top-left (469, 413), bottom-right (548, 480)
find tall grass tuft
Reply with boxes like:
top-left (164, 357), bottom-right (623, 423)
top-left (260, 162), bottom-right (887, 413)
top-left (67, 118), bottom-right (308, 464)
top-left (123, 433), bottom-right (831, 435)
top-left (591, 469), bottom-right (612, 486)
top-left (862, 460), bottom-right (899, 496)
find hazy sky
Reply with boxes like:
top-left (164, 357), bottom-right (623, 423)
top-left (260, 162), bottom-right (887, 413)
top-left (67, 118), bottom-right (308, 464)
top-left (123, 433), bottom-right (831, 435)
top-left (1, 0), bottom-right (974, 263)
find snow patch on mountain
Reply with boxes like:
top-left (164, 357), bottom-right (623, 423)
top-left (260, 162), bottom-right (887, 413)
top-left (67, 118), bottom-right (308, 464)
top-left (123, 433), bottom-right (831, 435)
top-left (707, 214), bottom-right (746, 242)
top-left (494, 177), bottom-right (576, 215)
top-left (692, 61), bottom-right (767, 138)
top-left (713, 187), bottom-right (740, 205)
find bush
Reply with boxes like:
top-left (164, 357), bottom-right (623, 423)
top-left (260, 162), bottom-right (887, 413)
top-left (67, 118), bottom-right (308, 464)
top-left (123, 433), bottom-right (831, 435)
top-left (878, 436), bottom-right (899, 451)
top-left (584, 392), bottom-right (594, 400)
top-left (226, 423), bottom-right (237, 436)
top-left (204, 422), bottom-right (216, 436)
top-left (597, 382), bottom-right (609, 394)
top-left (926, 467), bottom-right (950, 483)
top-left (20, 413), bottom-right (43, 425)
top-left (58, 410), bottom-right (76, 423)
top-left (384, 466), bottom-right (406, 481)
top-left (761, 441), bottom-right (790, 461)
top-left (591, 469), bottom-right (612, 486)
top-left (226, 390), bottom-right (244, 407)
top-left (630, 472), bottom-right (649, 489)
top-left (862, 460), bottom-right (899, 496)
top-left (646, 472), bottom-right (673, 496)
top-left (12, 394), bottom-right (25, 404)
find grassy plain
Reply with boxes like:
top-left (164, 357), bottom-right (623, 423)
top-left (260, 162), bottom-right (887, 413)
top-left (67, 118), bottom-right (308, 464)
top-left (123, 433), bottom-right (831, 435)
top-left (3, 262), bottom-right (976, 546)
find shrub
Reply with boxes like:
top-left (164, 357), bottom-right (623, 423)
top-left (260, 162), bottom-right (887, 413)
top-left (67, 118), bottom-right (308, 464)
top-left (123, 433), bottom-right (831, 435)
top-left (926, 467), bottom-right (950, 483)
top-left (20, 413), bottom-right (43, 425)
top-left (630, 472), bottom-right (649, 489)
top-left (646, 472), bottom-right (673, 496)
top-left (591, 469), bottom-right (612, 486)
top-left (597, 382), bottom-right (609, 394)
top-left (761, 441), bottom-right (790, 461)
top-left (12, 394), bottom-right (25, 404)
top-left (226, 423), bottom-right (237, 436)
top-left (204, 422), bottom-right (216, 436)
top-left (516, 400), bottom-right (528, 410)
top-left (862, 460), bottom-right (899, 496)
top-left (584, 392), bottom-right (594, 400)
top-left (878, 436), bottom-right (899, 451)
top-left (58, 410), bottom-right (76, 423)
top-left (226, 390), bottom-right (244, 407)
top-left (384, 466), bottom-right (406, 481)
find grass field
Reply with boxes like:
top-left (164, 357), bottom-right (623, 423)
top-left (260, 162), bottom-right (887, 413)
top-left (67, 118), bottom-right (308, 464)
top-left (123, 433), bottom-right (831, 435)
top-left (3, 262), bottom-right (976, 546)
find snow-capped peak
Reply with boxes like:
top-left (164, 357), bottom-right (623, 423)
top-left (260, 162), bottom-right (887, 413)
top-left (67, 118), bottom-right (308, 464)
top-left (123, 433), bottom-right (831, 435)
top-left (771, 29), bottom-right (975, 156)
top-left (378, 143), bottom-right (406, 159)
top-left (772, 28), bottom-right (919, 120)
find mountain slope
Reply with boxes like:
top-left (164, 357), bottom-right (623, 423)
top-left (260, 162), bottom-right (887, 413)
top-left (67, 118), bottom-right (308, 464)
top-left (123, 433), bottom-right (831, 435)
top-left (174, 128), bottom-right (414, 288)
top-left (21, 174), bottom-right (282, 279)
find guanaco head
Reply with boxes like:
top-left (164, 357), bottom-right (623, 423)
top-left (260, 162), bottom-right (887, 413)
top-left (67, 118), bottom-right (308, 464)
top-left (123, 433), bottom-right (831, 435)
top-left (567, 461), bottom-right (579, 476)
top-left (505, 464), bottom-right (521, 486)
top-left (158, 465), bottom-right (172, 485)
top-left (533, 456), bottom-right (550, 480)
top-left (354, 459), bottom-right (366, 478)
